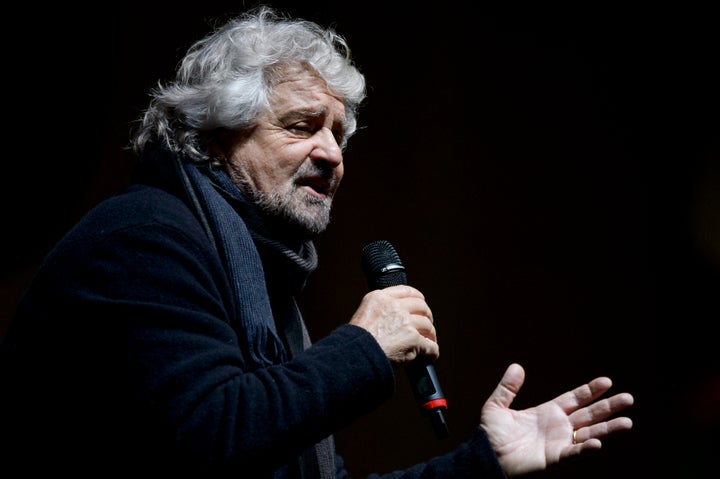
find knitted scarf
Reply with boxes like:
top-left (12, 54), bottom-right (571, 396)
top-left (174, 155), bottom-right (335, 478)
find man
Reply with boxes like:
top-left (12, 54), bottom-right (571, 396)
top-left (0, 6), bottom-right (633, 477)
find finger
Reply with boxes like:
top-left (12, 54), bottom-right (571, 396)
top-left (383, 284), bottom-right (425, 300)
top-left (391, 324), bottom-right (439, 363)
top-left (569, 392), bottom-right (635, 428)
top-left (553, 376), bottom-right (614, 413)
top-left (416, 314), bottom-right (438, 342)
top-left (377, 287), bottom-right (433, 323)
top-left (416, 335), bottom-right (440, 359)
top-left (404, 297), bottom-right (434, 324)
top-left (485, 363), bottom-right (525, 409)
top-left (572, 416), bottom-right (633, 444)
top-left (397, 314), bottom-right (437, 345)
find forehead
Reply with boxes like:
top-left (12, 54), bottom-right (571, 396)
top-left (267, 64), bottom-right (345, 112)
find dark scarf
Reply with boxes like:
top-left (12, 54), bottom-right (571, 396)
top-left (174, 154), bottom-right (335, 479)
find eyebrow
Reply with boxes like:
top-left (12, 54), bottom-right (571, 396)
top-left (280, 108), bottom-right (349, 132)
top-left (280, 108), bottom-right (327, 123)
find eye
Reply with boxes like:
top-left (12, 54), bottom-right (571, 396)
top-left (287, 122), bottom-right (315, 135)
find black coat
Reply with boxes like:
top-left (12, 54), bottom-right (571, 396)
top-left (0, 152), bottom-right (505, 478)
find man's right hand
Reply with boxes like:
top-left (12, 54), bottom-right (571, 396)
top-left (349, 285), bottom-right (439, 364)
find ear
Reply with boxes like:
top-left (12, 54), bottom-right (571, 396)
top-left (207, 128), bottom-right (252, 165)
top-left (201, 128), bottom-right (231, 164)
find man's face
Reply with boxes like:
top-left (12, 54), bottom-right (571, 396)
top-left (223, 64), bottom-right (348, 237)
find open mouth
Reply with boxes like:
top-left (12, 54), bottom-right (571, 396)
top-left (298, 176), bottom-right (332, 198)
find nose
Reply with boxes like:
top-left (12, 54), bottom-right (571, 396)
top-left (310, 127), bottom-right (343, 166)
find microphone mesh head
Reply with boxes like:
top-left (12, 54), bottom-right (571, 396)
top-left (361, 240), bottom-right (407, 289)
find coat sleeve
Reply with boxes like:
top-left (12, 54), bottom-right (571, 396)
top-left (334, 427), bottom-right (506, 479)
top-left (106, 192), bottom-right (398, 468)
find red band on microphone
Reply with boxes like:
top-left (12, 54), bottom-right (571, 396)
top-left (422, 398), bottom-right (448, 411)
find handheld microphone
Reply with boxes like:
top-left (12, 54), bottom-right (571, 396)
top-left (360, 240), bottom-right (449, 439)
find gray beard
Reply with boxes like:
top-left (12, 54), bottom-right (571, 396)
top-left (226, 161), bottom-right (337, 238)
top-left (252, 188), bottom-right (332, 237)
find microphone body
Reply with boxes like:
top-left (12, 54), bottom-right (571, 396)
top-left (361, 240), bottom-right (449, 439)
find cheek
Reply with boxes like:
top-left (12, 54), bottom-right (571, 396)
top-left (232, 141), bottom-right (285, 181)
top-left (275, 143), bottom-right (313, 173)
top-left (260, 152), bottom-right (309, 190)
top-left (226, 153), bottom-right (278, 192)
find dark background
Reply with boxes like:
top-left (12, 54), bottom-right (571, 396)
top-left (2, 2), bottom-right (718, 478)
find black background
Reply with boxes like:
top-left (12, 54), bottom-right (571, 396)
top-left (2, 2), bottom-right (718, 478)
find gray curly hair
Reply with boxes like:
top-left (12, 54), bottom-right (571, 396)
top-left (131, 6), bottom-right (366, 164)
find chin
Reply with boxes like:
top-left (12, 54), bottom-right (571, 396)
top-left (278, 208), bottom-right (329, 239)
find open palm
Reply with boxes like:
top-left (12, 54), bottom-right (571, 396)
top-left (479, 363), bottom-right (634, 477)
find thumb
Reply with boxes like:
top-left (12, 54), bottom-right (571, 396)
top-left (486, 363), bottom-right (526, 409)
